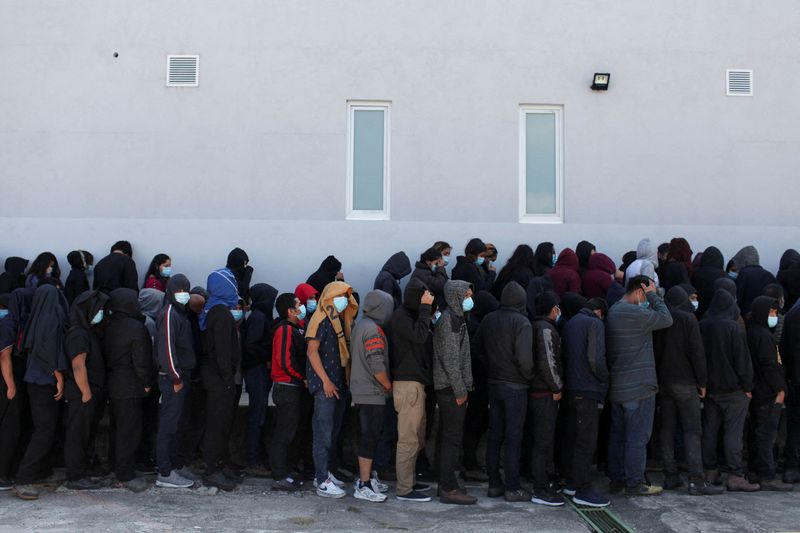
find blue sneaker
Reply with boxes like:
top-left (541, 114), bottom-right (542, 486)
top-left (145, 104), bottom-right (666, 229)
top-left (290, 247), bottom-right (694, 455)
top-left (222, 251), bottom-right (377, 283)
top-left (573, 490), bottom-right (610, 507)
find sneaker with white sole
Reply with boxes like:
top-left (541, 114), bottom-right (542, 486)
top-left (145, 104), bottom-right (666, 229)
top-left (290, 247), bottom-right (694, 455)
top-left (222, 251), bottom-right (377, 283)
top-left (156, 470), bottom-right (194, 489)
top-left (317, 478), bottom-right (346, 499)
top-left (397, 489), bottom-right (432, 502)
top-left (327, 471), bottom-right (346, 488)
top-left (370, 471), bottom-right (389, 493)
top-left (354, 482), bottom-right (387, 502)
top-left (562, 486), bottom-right (576, 497)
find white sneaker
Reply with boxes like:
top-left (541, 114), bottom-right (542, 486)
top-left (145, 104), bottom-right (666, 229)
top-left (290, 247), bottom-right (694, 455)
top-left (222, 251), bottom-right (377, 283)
top-left (327, 471), bottom-right (346, 488)
top-left (316, 478), bottom-right (346, 499)
top-left (370, 471), bottom-right (389, 493)
top-left (354, 482), bottom-right (387, 502)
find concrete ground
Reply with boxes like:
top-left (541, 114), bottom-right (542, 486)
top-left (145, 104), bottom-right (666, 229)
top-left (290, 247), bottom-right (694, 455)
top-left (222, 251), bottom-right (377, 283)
top-left (1, 473), bottom-right (799, 533)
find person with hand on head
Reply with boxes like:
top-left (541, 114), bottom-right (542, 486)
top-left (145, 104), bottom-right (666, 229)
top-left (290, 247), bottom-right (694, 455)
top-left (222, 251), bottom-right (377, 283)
top-left (306, 256), bottom-right (345, 294)
top-left (452, 238), bottom-right (495, 293)
top-left (93, 240), bottom-right (138, 293)
top-left (143, 253), bottom-right (172, 292)
top-left (12, 285), bottom-right (69, 500)
top-left (305, 281), bottom-right (358, 499)
top-left (225, 248), bottom-right (253, 304)
top-left (411, 247), bottom-right (449, 310)
top-left (374, 252), bottom-right (412, 310)
top-left (433, 280), bottom-right (476, 505)
top-left (63, 289), bottom-right (109, 492)
top-left (64, 251), bottom-right (94, 305)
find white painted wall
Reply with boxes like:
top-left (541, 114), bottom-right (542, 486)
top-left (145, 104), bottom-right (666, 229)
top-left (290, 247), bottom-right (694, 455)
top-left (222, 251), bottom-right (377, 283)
top-left (1, 0), bottom-right (799, 298)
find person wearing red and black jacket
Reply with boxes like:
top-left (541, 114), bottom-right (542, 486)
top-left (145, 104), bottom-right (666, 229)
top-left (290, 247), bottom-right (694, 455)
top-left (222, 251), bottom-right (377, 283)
top-left (746, 296), bottom-right (791, 490)
top-left (154, 274), bottom-right (197, 489)
top-left (269, 293), bottom-right (308, 491)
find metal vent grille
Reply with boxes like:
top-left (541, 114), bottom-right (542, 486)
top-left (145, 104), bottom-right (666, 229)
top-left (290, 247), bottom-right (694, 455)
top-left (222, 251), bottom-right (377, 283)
top-left (726, 69), bottom-right (752, 96)
top-left (166, 55), bottom-right (199, 87)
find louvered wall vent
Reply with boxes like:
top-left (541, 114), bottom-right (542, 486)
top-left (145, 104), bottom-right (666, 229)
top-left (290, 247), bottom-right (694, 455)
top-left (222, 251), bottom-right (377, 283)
top-left (166, 55), bottom-right (199, 87)
top-left (726, 69), bottom-right (752, 96)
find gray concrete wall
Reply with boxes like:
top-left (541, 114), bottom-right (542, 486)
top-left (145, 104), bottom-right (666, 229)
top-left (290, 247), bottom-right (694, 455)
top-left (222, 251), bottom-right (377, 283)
top-left (1, 1), bottom-right (798, 296)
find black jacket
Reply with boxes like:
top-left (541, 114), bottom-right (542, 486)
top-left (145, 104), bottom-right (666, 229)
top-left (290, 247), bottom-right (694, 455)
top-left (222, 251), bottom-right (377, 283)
top-left (64, 268), bottom-right (90, 306)
top-left (201, 304), bottom-right (241, 391)
top-left (155, 275), bottom-right (196, 385)
top-left (748, 296), bottom-right (787, 407)
top-left (103, 288), bottom-right (154, 399)
top-left (691, 246), bottom-right (726, 319)
top-left (93, 252), bottom-right (138, 294)
top-left (492, 264), bottom-right (536, 301)
top-left (654, 287), bottom-right (707, 388)
top-left (452, 256), bottom-right (495, 293)
top-left (373, 252), bottom-right (411, 309)
top-left (388, 279), bottom-right (433, 385)
top-left (660, 261), bottom-right (690, 292)
top-left (0, 256), bottom-right (29, 295)
top-left (699, 289), bottom-right (753, 395)
top-left (781, 300), bottom-right (800, 386)
top-left (736, 266), bottom-right (776, 316)
top-left (307, 255), bottom-right (342, 294)
top-left (531, 316), bottom-right (563, 393)
top-left (64, 290), bottom-right (109, 399)
top-left (562, 308), bottom-right (608, 401)
top-left (475, 282), bottom-right (533, 388)
top-left (241, 283), bottom-right (278, 370)
top-left (777, 249), bottom-right (800, 310)
top-left (410, 261), bottom-right (449, 310)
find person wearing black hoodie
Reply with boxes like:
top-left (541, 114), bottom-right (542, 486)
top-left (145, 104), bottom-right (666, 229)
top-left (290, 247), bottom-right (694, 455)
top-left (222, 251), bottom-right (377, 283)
top-left (653, 287), bottom-right (721, 495)
top-left (64, 251), bottom-right (93, 305)
top-left (731, 245), bottom-right (777, 316)
top-left (307, 255), bottom-right (344, 294)
top-left (93, 241), bottom-right (138, 293)
top-left (373, 252), bottom-right (412, 309)
top-left (226, 247), bottom-right (253, 304)
top-left (241, 283), bottom-right (278, 469)
top-left (691, 246), bottom-right (726, 319)
top-left (12, 285), bottom-right (69, 500)
top-left (451, 238), bottom-right (496, 293)
top-left (777, 249), bottom-right (800, 310)
top-left (781, 294), bottom-right (800, 484)
top-left (492, 244), bottom-right (538, 300)
top-left (154, 275), bottom-right (198, 489)
top-left (410, 247), bottom-right (449, 310)
top-left (699, 289), bottom-right (759, 491)
top-left (475, 282), bottom-right (533, 502)
top-left (746, 296), bottom-right (792, 491)
top-left (103, 288), bottom-right (155, 492)
top-left (63, 289), bottom-right (109, 491)
top-left (0, 257), bottom-right (29, 295)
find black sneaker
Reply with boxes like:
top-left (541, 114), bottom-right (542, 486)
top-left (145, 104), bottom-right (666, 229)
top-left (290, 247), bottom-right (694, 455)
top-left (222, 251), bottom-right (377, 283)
top-left (783, 469), bottom-right (800, 484)
top-left (204, 471), bottom-right (236, 492)
top-left (573, 490), bottom-right (610, 507)
top-left (625, 483), bottom-right (663, 496)
top-left (504, 488), bottom-right (530, 502)
top-left (413, 482), bottom-right (431, 492)
top-left (272, 477), bottom-right (303, 492)
top-left (134, 462), bottom-right (157, 476)
top-left (688, 480), bottom-right (724, 495)
top-left (0, 478), bottom-right (12, 491)
top-left (488, 485), bottom-right (505, 498)
top-left (663, 473), bottom-right (684, 490)
top-left (66, 478), bottom-right (103, 491)
top-left (397, 489), bottom-right (432, 502)
top-left (222, 465), bottom-right (244, 482)
top-left (608, 479), bottom-right (625, 493)
top-left (531, 489), bottom-right (564, 506)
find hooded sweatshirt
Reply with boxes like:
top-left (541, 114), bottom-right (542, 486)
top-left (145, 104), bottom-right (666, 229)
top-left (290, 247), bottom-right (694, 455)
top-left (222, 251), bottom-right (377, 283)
top-left (155, 275), bottom-right (196, 385)
top-left (700, 289), bottom-right (753, 395)
top-left (525, 277), bottom-right (555, 320)
top-left (138, 288), bottom-right (164, 340)
top-left (373, 252), bottom-right (412, 309)
top-left (605, 289), bottom-right (673, 403)
top-left (388, 278), bottom-right (433, 385)
top-left (306, 255), bottom-right (342, 294)
top-left (531, 314), bottom-right (563, 395)
top-left (451, 255), bottom-right (496, 294)
top-left (582, 253), bottom-right (616, 300)
top-left (777, 249), bottom-right (800, 310)
top-left (241, 283), bottom-right (278, 371)
top-left (64, 289), bottom-right (109, 399)
top-left (200, 270), bottom-right (241, 391)
top-left (432, 280), bottom-right (474, 398)
top-left (731, 246), bottom-right (776, 316)
top-left (0, 257), bottom-right (29, 295)
top-left (410, 260), bottom-right (449, 310)
top-left (226, 247), bottom-right (253, 303)
top-left (653, 287), bottom-right (707, 389)
top-left (625, 238), bottom-right (659, 287)
top-left (93, 251), bottom-right (138, 294)
top-left (350, 290), bottom-right (394, 405)
top-left (691, 246), bottom-right (726, 319)
top-left (476, 282), bottom-right (533, 388)
top-left (545, 248), bottom-right (582, 297)
top-left (747, 296), bottom-right (786, 407)
top-left (562, 308), bottom-right (608, 401)
top-left (780, 298), bottom-right (800, 386)
top-left (21, 285), bottom-right (68, 385)
top-left (103, 288), bottom-right (154, 399)
top-left (64, 251), bottom-right (91, 306)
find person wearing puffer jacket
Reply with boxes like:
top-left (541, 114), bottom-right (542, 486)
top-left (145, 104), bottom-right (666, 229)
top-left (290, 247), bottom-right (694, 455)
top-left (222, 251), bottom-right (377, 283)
top-left (582, 253), bottom-right (617, 300)
top-left (546, 249), bottom-right (582, 298)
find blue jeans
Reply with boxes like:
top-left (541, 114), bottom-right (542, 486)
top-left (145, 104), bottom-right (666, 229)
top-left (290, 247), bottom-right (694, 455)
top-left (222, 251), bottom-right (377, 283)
top-left (312, 389), bottom-right (348, 484)
top-left (243, 365), bottom-right (272, 466)
top-left (608, 394), bottom-right (656, 488)
top-left (486, 384), bottom-right (528, 491)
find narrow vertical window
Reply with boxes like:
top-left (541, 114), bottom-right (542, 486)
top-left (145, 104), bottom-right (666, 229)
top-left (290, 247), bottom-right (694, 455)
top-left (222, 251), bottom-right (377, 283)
top-left (347, 101), bottom-right (390, 219)
top-left (519, 105), bottom-right (563, 223)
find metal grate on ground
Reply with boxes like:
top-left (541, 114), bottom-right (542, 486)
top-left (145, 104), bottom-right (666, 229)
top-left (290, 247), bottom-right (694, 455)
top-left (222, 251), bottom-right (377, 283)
top-left (566, 498), bottom-right (636, 533)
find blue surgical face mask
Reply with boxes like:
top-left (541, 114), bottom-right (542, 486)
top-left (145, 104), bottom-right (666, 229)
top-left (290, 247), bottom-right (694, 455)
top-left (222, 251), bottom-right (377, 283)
top-left (91, 310), bottom-right (104, 325)
top-left (333, 296), bottom-right (348, 313)
top-left (728, 271), bottom-right (739, 280)
top-left (443, 256), bottom-right (450, 266)
top-left (161, 266), bottom-right (172, 278)
top-left (0, 309), bottom-right (8, 319)
top-left (86, 265), bottom-right (94, 275)
top-left (306, 299), bottom-right (317, 313)
top-left (431, 264), bottom-right (437, 273)
top-left (555, 312), bottom-right (562, 323)
top-left (432, 310), bottom-right (442, 325)
top-left (768, 315), bottom-right (778, 329)
top-left (462, 297), bottom-right (474, 312)
top-left (174, 291), bottom-right (190, 305)
top-left (552, 254), bottom-right (557, 267)
top-left (231, 309), bottom-right (244, 322)
top-left (297, 304), bottom-right (307, 321)
top-left (45, 267), bottom-right (53, 277)
top-left (475, 257), bottom-right (485, 266)
top-left (691, 300), bottom-right (699, 312)
top-left (639, 299), bottom-right (650, 309)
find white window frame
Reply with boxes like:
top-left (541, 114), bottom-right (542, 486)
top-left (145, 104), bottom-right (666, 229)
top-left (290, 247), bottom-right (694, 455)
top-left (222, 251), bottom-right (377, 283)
top-left (518, 104), bottom-right (564, 224)
top-left (346, 101), bottom-right (391, 220)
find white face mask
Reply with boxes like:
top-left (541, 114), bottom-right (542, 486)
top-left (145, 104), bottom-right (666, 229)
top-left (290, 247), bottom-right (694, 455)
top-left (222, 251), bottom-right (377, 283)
top-left (174, 291), bottom-right (190, 305)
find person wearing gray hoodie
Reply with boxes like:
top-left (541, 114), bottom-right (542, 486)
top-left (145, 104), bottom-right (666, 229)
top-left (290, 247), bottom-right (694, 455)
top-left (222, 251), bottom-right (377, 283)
top-left (350, 290), bottom-right (394, 503)
top-left (625, 238), bottom-right (660, 288)
top-left (731, 245), bottom-right (777, 315)
top-left (433, 279), bottom-right (476, 505)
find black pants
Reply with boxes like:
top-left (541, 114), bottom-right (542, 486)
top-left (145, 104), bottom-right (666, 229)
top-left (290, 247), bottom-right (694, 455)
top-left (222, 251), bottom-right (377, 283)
top-left (702, 392), bottom-right (749, 476)
top-left (203, 386), bottom-right (236, 475)
top-left (462, 379), bottom-right (488, 470)
top-left (529, 395), bottom-right (559, 491)
top-left (16, 384), bottom-right (59, 484)
top-left (750, 402), bottom-right (782, 480)
top-left (0, 383), bottom-right (22, 479)
top-left (564, 395), bottom-right (601, 492)
top-left (136, 386), bottom-right (160, 466)
top-left (436, 387), bottom-right (468, 492)
top-left (357, 403), bottom-right (385, 461)
top-left (784, 384), bottom-right (800, 471)
top-left (659, 384), bottom-right (703, 480)
top-left (64, 389), bottom-right (100, 481)
top-left (111, 397), bottom-right (142, 481)
top-left (177, 377), bottom-right (204, 468)
top-left (157, 376), bottom-right (189, 476)
top-left (270, 383), bottom-right (304, 480)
